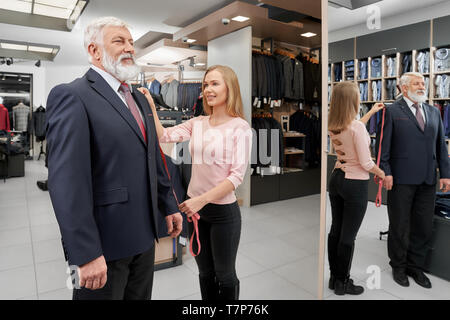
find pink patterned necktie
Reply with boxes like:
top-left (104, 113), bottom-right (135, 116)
top-left (412, 103), bottom-right (425, 131)
top-left (119, 83), bottom-right (147, 143)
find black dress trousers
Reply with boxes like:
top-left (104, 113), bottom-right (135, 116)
top-left (387, 183), bottom-right (436, 272)
top-left (72, 245), bottom-right (155, 300)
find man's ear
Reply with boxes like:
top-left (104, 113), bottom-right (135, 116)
top-left (88, 43), bottom-right (102, 63)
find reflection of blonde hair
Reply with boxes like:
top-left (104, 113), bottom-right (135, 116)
top-left (202, 65), bottom-right (244, 119)
top-left (328, 81), bottom-right (360, 133)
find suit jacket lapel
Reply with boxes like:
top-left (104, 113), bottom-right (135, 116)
top-left (86, 69), bottom-right (147, 146)
top-left (132, 90), bottom-right (156, 146)
top-left (399, 98), bottom-right (424, 133)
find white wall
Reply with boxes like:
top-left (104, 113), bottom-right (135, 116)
top-left (207, 26), bottom-right (252, 207)
top-left (44, 63), bottom-right (89, 103)
top-left (329, 1), bottom-right (450, 42)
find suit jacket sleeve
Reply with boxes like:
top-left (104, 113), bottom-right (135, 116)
top-left (154, 138), bottom-right (180, 216)
top-left (436, 111), bottom-right (450, 178)
top-left (46, 85), bottom-right (103, 266)
top-left (379, 106), bottom-right (393, 176)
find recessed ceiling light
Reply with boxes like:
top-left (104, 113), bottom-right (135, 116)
top-left (186, 39), bottom-right (196, 43)
top-left (28, 46), bottom-right (53, 53)
top-left (301, 32), bottom-right (317, 38)
top-left (195, 63), bottom-right (206, 66)
top-left (1, 43), bottom-right (28, 50)
top-left (232, 16), bottom-right (250, 22)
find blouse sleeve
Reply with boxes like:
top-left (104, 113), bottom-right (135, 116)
top-left (226, 122), bottom-right (253, 189)
top-left (353, 121), bottom-right (375, 171)
top-left (159, 116), bottom-right (197, 143)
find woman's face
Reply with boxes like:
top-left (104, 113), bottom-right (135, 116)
top-left (204, 69), bottom-right (228, 108)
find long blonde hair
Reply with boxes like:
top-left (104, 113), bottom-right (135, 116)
top-left (328, 81), bottom-right (360, 133)
top-left (202, 65), bottom-right (245, 119)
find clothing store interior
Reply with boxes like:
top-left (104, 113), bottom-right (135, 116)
top-left (0, 0), bottom-right (449, 301)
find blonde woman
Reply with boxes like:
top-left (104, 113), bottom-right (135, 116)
top-left (139, 65), bottom-right (251, 300)
top-left (327, 82), bottom-right (385, 295)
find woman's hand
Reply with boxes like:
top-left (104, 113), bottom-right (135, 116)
top-left (375, 170), bottom-right (386, 183)
top-left (137, 87), bottom-right (156, 111)
top-left (179, 196), bottom-right (208, 218)
top-left (371, 103), bottom-right (385, 114)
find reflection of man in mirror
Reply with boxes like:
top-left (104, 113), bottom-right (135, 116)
top-left (379, 72), bottom-right (450, 289)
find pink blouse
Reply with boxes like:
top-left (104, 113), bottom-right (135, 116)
top-left (160, 115), bottom-right (252, 204)
top-left (329, 120), bottom-right (375, 180)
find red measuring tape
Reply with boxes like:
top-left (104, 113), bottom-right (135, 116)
top-left (374, 107), bottom-right (386, 207)
top-left (158, 145), bottom-right (201, 257)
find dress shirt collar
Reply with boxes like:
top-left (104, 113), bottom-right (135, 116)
top-left (90, 65), bottom-right (132, 93)
top-left (403, 95), bottom-right (422, 109)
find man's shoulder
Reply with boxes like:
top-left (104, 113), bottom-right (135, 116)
top-left (49, 73), bottom-right (89, 96)
top-left (385, 99), bottom-right (405, 112)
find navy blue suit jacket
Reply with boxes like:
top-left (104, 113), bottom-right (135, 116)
top-left (378, 98), bottom-right (450, 185)
top-left (46, 68), bottom-right (179, 266)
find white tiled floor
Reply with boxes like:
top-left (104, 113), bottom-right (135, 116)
top-left (1, 159), bottom-right (449, 300)
top-left (323, 196), bottom-right (450, 300)
top-left (0, 160), bottom-right (323, 300)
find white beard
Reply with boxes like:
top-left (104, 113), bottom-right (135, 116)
top-left (408, 89), bottom-right (427, 104)
top-left (102, 52), bottom-right (140, 82)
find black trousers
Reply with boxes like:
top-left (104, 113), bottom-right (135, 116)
top-left (189, 201), bottom-right (241, 289)
top-left (387, 183), bottom-right (435, 272)
top-left (328, 169), bottom-right (369, 280)
top-left (72, 245), bottom-right (155, 300)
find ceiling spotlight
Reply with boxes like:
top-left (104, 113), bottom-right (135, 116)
top-left (231, 16), bottom-right (250, 22)
top-left (189, 57), bottom-right (195, 67)
top-left (1, 74), bottom-right (5, 81)
top-left (301, 32), bottom-right (317, 38)
top-left (35, 60), bottom-right (41, 67)
top-left (18, 76), bottom-right (22, 82)
top-left (0, 58), bottom-right (5, 65)
top-left (6, 58), bottom-right (13, 65)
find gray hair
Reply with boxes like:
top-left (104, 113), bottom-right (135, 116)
top-left (400, 72), bottom-right (424, 86)
top-left (84, 17), bottom-right (130, 63)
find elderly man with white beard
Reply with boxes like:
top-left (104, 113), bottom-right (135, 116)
top-left (378, 72), bottom-right (450, 289)
top-left (45, 17), bottom-right (183, 300)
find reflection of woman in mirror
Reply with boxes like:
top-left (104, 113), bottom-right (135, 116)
top-left (139, 65), bottom-right (252, 300)
top-left (327, 82), bottom-right (385, 295)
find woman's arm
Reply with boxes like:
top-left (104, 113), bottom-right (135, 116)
top-left (137, 87), bottom-right (164, 138)
top-left (360, 103), bottom-right (384, 125)
top-left (178, 180), bottom-right (235, 218)
top-left (138, 87), bottom-right (193, 143)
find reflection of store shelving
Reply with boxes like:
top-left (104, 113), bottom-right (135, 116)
top-left (283, 132), bottom-right (306, 138)
top-left (284, 148), bottom-right (304, 155)
top-left (282, 167), bottom-right (304, 173)
top-left (283, 131), bottom-right (306, 171)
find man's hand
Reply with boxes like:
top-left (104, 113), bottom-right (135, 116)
top-left (440, 178), bottom-right (450, 192)
top-left (383, 175), bottom-right (394, 190)
top-left (165, 212), bottom-right (183, 238)
top-left (78, 255), bottom-right (107, 290)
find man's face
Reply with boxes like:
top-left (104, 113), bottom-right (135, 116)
top-left (89, 25), bottom-right (140, 82)
top-left (403, 76), bottom-right (426, 103)
top-left (102, 26), bottom-right (135, 67)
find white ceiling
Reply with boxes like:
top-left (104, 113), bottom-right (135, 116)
top-left (328, 0), bottom-right (449, 32)
top-left (0, 0), bottom-right (234, 66)
top-left (1, 0), bottom-right (449, 67)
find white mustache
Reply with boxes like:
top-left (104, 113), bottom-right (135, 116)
top-left (119, 54), bottom-right (135, 63)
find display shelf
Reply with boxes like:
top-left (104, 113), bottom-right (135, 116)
top-left (284, 132), bottom-right (306, 138)
top-left (284, 149), bottom-right (304, 155)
